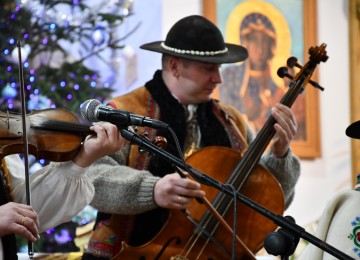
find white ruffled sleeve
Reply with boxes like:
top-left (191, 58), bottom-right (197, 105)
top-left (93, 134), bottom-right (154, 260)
top-left (6, 154), bottom-right (95, 232)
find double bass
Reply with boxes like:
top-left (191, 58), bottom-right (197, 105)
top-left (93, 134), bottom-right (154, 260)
top-left (114, 44), bottom-right (328, 259)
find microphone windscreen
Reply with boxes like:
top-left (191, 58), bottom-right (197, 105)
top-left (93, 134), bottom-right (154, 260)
top-left (80, 99), bottom-right (102, 122)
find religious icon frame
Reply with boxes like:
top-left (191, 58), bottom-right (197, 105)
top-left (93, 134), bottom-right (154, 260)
top-left (203, 0), bottom-right (321, 159)
top-left (349, 0), bottom-right (360, 185)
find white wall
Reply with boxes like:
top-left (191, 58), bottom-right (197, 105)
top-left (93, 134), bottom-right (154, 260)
top-left (161, 0), bottom-right (352, 228)
top-left (285, 0), bottom-right (351, 226)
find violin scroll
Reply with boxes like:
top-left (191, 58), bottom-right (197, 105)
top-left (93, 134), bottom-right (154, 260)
top-left (285, 43), bottom-right (328, 70)
top-left (308, 43), bottom-right (329, 64)
top-left (137, 130), bottom-right (167, 153)
top-left (278, 43), bottom-right (328, 92)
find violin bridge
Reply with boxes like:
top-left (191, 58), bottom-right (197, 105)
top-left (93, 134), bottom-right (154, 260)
top-left (0, 111), bottom-right (22, 139)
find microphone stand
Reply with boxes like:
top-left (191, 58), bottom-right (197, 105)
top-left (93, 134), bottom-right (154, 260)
top-left (120, 129), bottom-right (354, 260)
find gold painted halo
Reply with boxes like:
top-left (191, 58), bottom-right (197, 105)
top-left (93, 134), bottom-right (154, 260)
top-left (225, 0), bottom-right (292, 87)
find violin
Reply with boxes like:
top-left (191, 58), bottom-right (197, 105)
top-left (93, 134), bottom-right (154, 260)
top-left (0, 107), bottom-right (166, 161)
top-left (0, 108), bottom-right (91, 161)
top-left (5, 41), bottom-right (97, 258)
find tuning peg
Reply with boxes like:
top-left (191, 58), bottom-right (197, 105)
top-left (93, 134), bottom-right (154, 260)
top-left (277, 66), bottom-right (324, 91)
top-left (287, 57), bottom-right (302, 69)
top-left (277, 67), bottom-right (293, 79)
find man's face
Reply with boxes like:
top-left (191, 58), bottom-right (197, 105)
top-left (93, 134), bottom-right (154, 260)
top-left (175, 59), bottom-right (222, 105)
top-left (243, 31), bottom-right (275, 71)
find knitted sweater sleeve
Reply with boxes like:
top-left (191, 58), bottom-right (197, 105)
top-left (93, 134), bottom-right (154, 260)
top-left (88, 145), bottom-right (160, 215)
top-left (246, 125), bottom-right (301, 209)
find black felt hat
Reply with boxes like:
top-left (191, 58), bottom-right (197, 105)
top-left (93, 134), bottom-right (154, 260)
top-left (346, 120), bottom-right (360, 139)
top-left (140, 15), bottom-right (248, 63)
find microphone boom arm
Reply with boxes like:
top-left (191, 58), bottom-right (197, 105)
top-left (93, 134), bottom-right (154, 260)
top-left (120, 128), bottom-right (355, 260)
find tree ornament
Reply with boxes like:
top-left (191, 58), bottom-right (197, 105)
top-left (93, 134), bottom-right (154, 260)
top-left (27, 94), bottom-right (52, 110)
top-left (91, 26), bottom-right (106, 46)
top-left (1, 84), bottom-right (17, 99)
top-left (10, 44), bottom-right (31, 63)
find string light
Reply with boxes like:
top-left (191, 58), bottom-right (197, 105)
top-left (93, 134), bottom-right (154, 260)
top-left (1, 0), bottom-right (135, 112)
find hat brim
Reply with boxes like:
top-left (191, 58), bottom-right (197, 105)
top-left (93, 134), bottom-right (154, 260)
top-left (346, 120), bottom-right (360, 139)
top-left (140, 41), bottom-right (248, 64)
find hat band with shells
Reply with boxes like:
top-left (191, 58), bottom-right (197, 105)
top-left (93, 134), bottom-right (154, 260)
top-left (140, 15), bottom-right (248, 63)
top-left (160, 42), bottom-right (228, 57)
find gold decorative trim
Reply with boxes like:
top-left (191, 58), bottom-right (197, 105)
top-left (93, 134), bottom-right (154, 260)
top-left (349, 0), bottom-right (360, 186)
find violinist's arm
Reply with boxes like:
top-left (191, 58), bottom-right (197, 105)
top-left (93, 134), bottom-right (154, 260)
top-left (8, 122), bottom-right (126, 232)
top-left (88, 147), bottom-right (161, 215)
top-left (73, 122), bottom-right (127, 167)
top-left (8, 154), bottom-right (94, 232)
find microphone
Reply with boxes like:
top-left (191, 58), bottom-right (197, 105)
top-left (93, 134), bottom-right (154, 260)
top-left (80, 99), bottom-right (169, 129)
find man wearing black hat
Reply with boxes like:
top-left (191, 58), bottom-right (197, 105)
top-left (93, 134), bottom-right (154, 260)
top-left (83, 15), bottom-right (300, 259)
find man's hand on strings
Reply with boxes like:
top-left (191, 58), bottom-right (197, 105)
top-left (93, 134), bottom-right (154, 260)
top-left (271, 103), bottom-right (298, 158)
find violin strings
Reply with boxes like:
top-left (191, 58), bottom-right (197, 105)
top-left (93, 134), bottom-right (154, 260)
top-left (30, 116), bottom-right (92, 134)
top-left (181, 214), bottom-right (209, 259)
top-left (190, 177), bottom-right (247, 257)
top-left (168, 128), bottom-right (239, 258)
top-left (181, 212), bottom-right (215, 259)
top-left (181, 197), bottom-right (235, 259)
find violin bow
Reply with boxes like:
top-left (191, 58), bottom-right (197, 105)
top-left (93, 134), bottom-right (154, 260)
top-left (17, 41), bottom-right (34, 258)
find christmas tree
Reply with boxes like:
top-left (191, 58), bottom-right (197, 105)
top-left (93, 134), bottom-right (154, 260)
top-left (0, 0), bottom-right (137, 112)
top-left (0, 0), bottom-right (136, 253)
